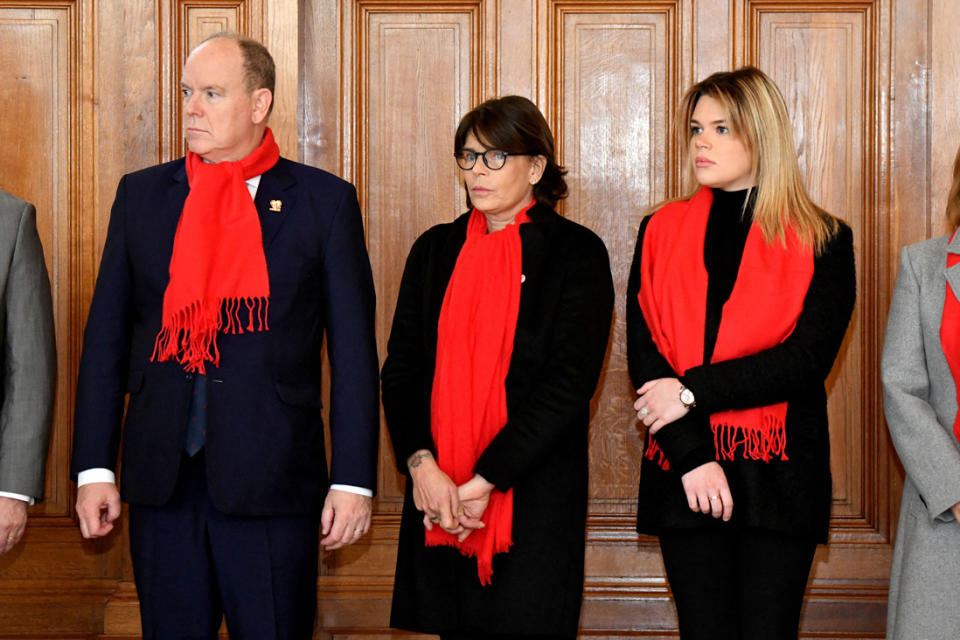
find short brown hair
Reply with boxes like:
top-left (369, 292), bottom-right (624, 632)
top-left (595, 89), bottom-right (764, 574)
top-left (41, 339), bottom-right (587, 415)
top-left (198, 32), bottom-right (275, 115)
top-left (454, 96), bottom-right (568, 209)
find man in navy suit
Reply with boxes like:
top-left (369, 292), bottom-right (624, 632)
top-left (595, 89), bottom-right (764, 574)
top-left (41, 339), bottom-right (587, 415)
top-left (71, 33), bottom-right (379, 639)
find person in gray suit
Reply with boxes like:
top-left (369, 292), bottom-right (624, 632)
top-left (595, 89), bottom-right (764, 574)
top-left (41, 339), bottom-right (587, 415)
top-left (0, 189), bottom-right (56, 556)
top-left (882, 145), bottom-right (960, 640)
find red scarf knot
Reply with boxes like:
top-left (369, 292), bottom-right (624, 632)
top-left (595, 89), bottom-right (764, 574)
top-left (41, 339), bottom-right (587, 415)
top-left (637, 187), bottom-right (813, 469)
top-left (428, 201), bottom-right (534, 585)
top-left (152, 128), bottom-right (280, 374)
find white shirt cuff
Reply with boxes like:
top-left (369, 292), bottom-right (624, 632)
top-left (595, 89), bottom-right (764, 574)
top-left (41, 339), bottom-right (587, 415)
top-left (0, 491), bottom-right (34, 505)
top-left (77, 468), bottom-right (116, 486)
top-left (330, 484), bottom-right (373, 497)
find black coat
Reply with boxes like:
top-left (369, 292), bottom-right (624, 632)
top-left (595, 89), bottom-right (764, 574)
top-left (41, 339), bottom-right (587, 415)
top-left (627, 207), bottom-right (856, 542)
top-left (382, 204), bottom-right (614, 637)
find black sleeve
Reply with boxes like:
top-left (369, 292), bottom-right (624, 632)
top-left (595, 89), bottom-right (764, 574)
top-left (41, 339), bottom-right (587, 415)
top-left (682, 221), bottom-right (856, 411)
top-left (381, 232), bottom-right (437, 474)
top-left (473, 230), bottom-right (614, 490)
top-left (626, 214), bottom-right (715, 474)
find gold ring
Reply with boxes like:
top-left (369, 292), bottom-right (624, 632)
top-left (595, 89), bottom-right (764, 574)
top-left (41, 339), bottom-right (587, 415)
top-left (709, 495), bottom-right (719, 501)
top-left (429, 515), bottom-right (440, 523)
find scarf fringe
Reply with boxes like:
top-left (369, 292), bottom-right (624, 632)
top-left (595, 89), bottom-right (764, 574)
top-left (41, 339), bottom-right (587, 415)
top-left (151, 295), bottom-right (269, 374)
top-left (643, 437), bottom-right (671, 470)
top-left (645, 415), bottom-right (788, 471)
top-left (712, 415), bottom-right (789, 462)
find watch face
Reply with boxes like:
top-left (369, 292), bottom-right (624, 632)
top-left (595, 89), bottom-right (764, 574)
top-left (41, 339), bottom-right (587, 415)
top-left (680, 388), bottom-right (695, 406)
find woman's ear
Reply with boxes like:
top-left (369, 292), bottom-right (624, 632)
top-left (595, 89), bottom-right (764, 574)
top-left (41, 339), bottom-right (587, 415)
top-left (530, 155), bottom-right (547, 185)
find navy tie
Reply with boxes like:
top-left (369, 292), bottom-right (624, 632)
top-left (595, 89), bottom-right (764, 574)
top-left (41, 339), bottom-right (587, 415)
top-left (184, 374), bottom-right (207, 456)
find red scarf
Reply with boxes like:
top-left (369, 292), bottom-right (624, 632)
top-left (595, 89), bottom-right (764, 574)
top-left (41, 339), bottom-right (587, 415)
top-left (940, 230), bottom-right (960, 445)
top-left (152, 128), bottom-right (279, 374)
top-left (428, 202), bottom-right (533, 585)
top-left (637, 186), bottom-right (814, 469)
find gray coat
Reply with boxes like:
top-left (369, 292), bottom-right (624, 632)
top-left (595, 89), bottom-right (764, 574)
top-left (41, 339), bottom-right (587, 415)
top-left (882, 233), bottom-right (960, 640)
top-left (0, 189), bottom-right (55, 500)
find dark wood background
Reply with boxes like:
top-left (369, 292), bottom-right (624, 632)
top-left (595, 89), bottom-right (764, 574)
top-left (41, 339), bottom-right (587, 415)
top-left (1, 0), bottom-right (958, 637)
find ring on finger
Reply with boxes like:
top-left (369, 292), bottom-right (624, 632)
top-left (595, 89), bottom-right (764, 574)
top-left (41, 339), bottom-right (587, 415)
top-left (429, 515), bottom-right (440, 523)
top-left (709, 495), bottom-right (719, 501)
top-left (639, 407), bottom-right (649, 416)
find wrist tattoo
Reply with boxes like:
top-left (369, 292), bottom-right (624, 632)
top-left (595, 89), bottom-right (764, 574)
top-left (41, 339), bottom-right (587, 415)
top-left (407, 451), bottom-right (433, 470)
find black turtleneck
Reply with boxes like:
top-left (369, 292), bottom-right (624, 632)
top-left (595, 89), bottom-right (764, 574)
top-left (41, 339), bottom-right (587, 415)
top-left (703, 187), bottom-right (754, 363)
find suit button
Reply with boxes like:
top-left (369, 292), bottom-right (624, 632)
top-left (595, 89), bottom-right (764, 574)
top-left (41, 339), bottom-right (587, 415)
top-left (185, 373), bottom-right (194, 381)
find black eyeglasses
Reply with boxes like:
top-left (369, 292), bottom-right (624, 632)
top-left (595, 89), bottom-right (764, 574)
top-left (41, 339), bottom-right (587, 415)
top-left (454, 149), bottom-right (532, 171)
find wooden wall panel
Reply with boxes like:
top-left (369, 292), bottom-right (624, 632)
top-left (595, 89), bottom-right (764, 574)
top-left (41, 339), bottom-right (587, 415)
top-left (0, 3), bottom-right (73, 518)
top-left (753, 4), bottom-right (876, 528)
top-left (351, 1), bottom-right (487, 508)
top-left (553, 3), bottom-right (677, 508)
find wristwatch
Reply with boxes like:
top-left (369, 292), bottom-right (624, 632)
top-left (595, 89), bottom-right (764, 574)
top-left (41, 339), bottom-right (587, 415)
top-left (679, 384), bottom-right (696, 409)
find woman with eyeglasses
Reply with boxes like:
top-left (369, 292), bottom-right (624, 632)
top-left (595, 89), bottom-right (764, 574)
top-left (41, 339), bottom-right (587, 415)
top-left (627, 67), bottom-right (855, 639)
top-left (382, 95), bottom-right (613, 640)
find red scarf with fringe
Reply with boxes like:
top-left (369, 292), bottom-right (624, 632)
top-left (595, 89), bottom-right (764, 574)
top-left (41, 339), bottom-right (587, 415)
top-left (152, 128), bottom-right (279, 374)
top-left (637, 186), bottom-right (813, 469)
top-left (428, 202), bottom-right (533, 585)
top-left (940, 230), bottom-right (960, 446)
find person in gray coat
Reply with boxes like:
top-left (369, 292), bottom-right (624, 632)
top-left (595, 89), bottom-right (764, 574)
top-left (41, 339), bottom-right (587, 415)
top-left (882, 144), bottom-right (960, 640)
top-left (0, 189), bottom-right (56, 555)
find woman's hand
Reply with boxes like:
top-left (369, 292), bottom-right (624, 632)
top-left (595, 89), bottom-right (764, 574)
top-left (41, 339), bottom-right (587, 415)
top-left (680, 461), bottom-right (733, 521)
top-left (634, 378), bottom-right (690, 435)
top-left (456, 474), bottom-right (494, 542)
top-left (407, 450), bottom-right (461, 533)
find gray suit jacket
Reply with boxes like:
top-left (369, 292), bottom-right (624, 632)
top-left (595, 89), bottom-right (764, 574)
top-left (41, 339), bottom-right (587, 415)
top-left (0, 189), bottom-right (55, 501)
top-left (882, 233), bottom-right (960, 639)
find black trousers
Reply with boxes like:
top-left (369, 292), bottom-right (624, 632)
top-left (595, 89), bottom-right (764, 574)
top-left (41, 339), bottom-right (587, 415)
top-left (129, 451), bottom-right (320, 640)
top-left (658, 527), bottom-right (817, 640)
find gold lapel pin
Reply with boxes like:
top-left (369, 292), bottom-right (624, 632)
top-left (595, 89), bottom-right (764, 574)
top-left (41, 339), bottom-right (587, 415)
top-left (269, 199), bottom-right (282, 212)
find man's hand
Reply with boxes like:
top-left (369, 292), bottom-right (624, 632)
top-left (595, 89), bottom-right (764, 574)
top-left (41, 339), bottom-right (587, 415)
top-left (320, 489), bottom-right (372, 550)
top-left (950, 501), bottom-right (960, 523)
top-left (76, 482), bottom-right (122, 539)
top-left (680, 461), bottom-right (733, 521)
top-left (456, 474), bottom-right (493, 542)
top-left (0, 496), bottom-right (28, 555)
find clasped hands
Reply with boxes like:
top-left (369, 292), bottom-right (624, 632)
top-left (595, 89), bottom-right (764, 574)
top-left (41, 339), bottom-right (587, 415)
top-left (407, 450), bottom-right (493, 542)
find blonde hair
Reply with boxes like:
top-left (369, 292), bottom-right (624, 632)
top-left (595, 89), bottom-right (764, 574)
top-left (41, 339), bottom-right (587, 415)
top-left (947, 145), bottom-right (960, 230)
top-left (678, 66), bottom-right (838, 254)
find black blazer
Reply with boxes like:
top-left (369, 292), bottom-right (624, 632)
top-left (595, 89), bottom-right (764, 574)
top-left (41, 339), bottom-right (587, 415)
top-left (382, 204), bottom-right (614, 637)
top-left (71, 157), bottom-right (380, 516)
top-left (627, 211), bottom-right (856, 540)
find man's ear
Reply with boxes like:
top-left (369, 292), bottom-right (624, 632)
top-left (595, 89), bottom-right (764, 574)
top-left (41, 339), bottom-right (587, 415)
top-left (251, 88), bottom-right (273, 124)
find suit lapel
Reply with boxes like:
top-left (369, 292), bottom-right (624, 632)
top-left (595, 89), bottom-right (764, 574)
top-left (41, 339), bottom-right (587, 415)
top-left (253, 159), bottom-right (298, 252)
top-left (168, 163), bottom-right (190, 223)
top-left (945, 232), bottom-right (960, 305)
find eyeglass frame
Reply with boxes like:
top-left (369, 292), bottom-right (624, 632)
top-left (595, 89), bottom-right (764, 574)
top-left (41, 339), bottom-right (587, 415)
top-left (454, 148), bottom-right (534, 171)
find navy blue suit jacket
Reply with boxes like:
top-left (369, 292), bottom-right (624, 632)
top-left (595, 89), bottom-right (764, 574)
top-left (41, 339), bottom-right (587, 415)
top-left (71, 157), bottom-right (379, 516)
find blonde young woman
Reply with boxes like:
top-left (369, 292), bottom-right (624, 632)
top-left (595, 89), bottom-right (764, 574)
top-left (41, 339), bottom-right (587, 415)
top-left (882, 144), bottom-right (960, 640)
top-left (626, 67), bottom-right (856, 639)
